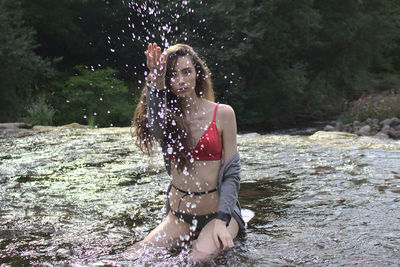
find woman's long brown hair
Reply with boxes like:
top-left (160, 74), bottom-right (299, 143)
top-left (131, 44), bottom-right (215, 173)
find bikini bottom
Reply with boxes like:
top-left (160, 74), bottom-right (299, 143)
top-left (168, 183), bottom-right (218, 231)
top-left (171, 209), bottom-right (217, 231)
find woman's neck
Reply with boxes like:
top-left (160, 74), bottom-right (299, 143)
top-left (181, 95), bottom-right (206, 118)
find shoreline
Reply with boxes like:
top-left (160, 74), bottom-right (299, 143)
top-left (2, 117), bottom-right (399, 140)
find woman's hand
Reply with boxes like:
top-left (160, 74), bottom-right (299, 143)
top-left (145, 43), bottom-right (168, 89)
top-left (212, 219), bottom-right (234, 250)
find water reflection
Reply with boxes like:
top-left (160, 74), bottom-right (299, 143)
top-left (0, 127), bottom-right (399, 265)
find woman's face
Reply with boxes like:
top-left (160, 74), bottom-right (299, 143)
top-left (169, 55), bottom-right (197, 97)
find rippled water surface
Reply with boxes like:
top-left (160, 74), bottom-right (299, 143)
top-left (1, 127), bottom-right (399, 266)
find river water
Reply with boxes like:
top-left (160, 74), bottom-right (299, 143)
top-left (0, 126), bottom-right (399, 266)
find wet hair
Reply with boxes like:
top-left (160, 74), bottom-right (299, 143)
top-left (131, 44), bottom-right (214, 173)
top-left (165, 44), bottom-right (214, 100)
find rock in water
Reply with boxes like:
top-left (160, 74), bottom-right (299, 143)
top-left (358, 125), bottom-right (371, 136)
top-left (0, 122), bottom-right (30, 129)
top-left (388, 129), bottom-right (400, 139)
top-left (309, 131), bottom-right (357, 140)
top-left (324, 125), bottom-right (335, 131)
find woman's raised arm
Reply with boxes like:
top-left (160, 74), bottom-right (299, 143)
top-left (144, 43), bottom-right (168, 142)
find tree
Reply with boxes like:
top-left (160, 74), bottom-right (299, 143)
top-left (0, 0), bottom-right (53, 121)
top-left (50, 65), bottom-right (132, 127)
top-left (177, 0), bottom-right (400, 129)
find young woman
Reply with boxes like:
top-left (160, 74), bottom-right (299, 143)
top-left (132, 43), bottom-right (244, 262)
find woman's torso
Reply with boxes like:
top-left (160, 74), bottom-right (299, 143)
top-left (168, 101), bottom-right (222, 215)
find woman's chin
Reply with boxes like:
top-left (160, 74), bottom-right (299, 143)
top-left (175, 88), bottom-right (195, 97)
top-left (177, 88), bottom-right (188, 94)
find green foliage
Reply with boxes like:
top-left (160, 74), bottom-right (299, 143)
top-left (339, 89), bottom-right (400, 123)
top-left (50, 66), bottom-right (132, 127)
top-left (0, 0), bottom-right (54, 120)
top-left (20, 0), bottom-right (147, 80)
top-left (180, 0), bottom-right (400, 129)
top-left (183, 0), bottom-right (328, 128)
top-left (6, 0), bottom-right (400, 130)
top-left (27, 96), bottom-right (55, 126)
top-left (370, 74), bottom-right (400, 92)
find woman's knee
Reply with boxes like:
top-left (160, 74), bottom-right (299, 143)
top-left (191, 216), bottom-right (239, 261)
top-left (190, 242), bottom-right (218, 263)
top-left (142, 212), bottom-right (191, 247)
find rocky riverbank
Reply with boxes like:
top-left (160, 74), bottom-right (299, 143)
top-left (2, 118), bottom-right (400, 140)
top-left (0, 122), bottom-right (92, 135)
top-left (324, 117), bottom-right (400, 139)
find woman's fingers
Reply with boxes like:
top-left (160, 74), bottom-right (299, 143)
top-left (145, 43), bottom-right (167, 74)
top-left (156, 47), bottom-right (162, 64)
top-left (213, 234), bottom-right (233, 250)
top-left (221, 237), bottom-right (229, 249)
top-left (220, 235), bottom-right (233, 250)
top-left (151, 43), bottom-right (157, 63)
top-left (144, 51), bottom-right (150, 67)
top-left (162, 51), bottom-right (168, 65)
top-left (212, 233), bottom-right (220, 249)
top-left (227, 237), bottom-right (234, 248)
top-left (148, 44), bottom-right (153, 61)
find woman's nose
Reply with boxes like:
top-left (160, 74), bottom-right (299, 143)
top-left (178, 74), bottom-right (185, 84)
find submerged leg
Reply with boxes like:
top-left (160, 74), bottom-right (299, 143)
top-left (142, 212), bottom-right (192, 247)
top-left (127, 211), bottom-right (191, 254)
top-left (190, 217), bottom-right (239, 263)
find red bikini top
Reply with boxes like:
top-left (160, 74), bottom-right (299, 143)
top-left (170, 104), bottom-right (222, 161)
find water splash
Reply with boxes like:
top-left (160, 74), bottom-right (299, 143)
top-left (1, 128), bottom-right (400, 265)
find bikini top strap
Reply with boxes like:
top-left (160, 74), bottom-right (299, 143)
top-left (212, 103), bottom-right (219, 122)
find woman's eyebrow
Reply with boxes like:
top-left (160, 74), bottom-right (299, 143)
top-left (171, 67), bottom-right (194, 73)
top-left (180, 67), bottom-right (193, 72)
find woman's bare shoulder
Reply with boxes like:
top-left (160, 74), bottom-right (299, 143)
top-left (217, 103), bottom-right (235, 119)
